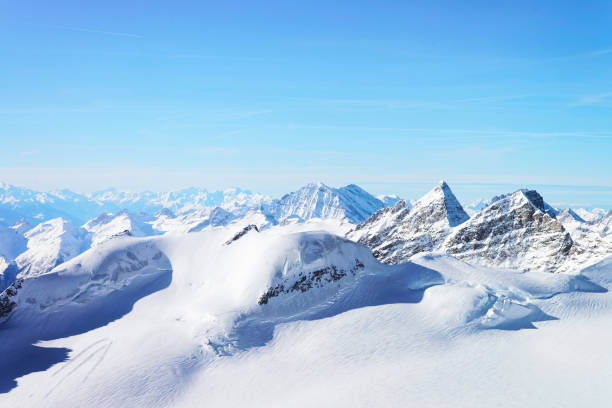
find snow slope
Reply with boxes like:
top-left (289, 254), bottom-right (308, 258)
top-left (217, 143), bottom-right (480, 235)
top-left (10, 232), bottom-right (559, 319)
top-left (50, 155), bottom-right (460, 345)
top-left (0, 225), bottom-right (27, 290)
top-left (83, 210), bottom-right (160, 247)
top-left (15, 218), bottom-right (90, 278)
top-left (0, 222), bottom-right (608, 407)
top-left (573, 207), bottom-right (607, 222)
top-left (175, 256), bottom-right (612, 408)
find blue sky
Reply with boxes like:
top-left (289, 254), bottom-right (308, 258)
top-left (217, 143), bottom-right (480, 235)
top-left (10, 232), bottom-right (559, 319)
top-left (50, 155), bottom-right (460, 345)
top-left (1, 1), bottom-right (611, 207)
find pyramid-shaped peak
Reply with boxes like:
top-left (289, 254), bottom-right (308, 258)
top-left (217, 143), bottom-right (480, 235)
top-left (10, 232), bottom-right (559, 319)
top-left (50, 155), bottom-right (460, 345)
top-left (438, 180), bottom-right (450, 188)
top-left (414, 181), bottom-right (469, 227)
top-left (419, 181), bottom-right (458, 204)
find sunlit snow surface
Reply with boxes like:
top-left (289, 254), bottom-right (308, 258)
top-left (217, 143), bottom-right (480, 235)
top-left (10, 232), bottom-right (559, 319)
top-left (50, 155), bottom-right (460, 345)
top-left (1, 222), bottom-right (611, 407)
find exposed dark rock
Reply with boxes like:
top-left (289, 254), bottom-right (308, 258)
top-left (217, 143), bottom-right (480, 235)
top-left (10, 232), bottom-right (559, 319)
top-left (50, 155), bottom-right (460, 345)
top-left (258, 259), bottom-right (365, 305)
top-left (0, 279), bottom-right (23, 319)
top-left (224, 224), bottom-right (259, 245)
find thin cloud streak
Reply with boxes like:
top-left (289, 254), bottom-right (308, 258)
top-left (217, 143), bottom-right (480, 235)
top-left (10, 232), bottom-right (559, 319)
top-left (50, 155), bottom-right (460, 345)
top-left (572, 93), bottom-right (612, 106)
top-left (50, 25), bottom-right (143, 38)
top-left (590, 48), bottom-right (612, 56)
top-left (265, 124), bottom-right (612, 139)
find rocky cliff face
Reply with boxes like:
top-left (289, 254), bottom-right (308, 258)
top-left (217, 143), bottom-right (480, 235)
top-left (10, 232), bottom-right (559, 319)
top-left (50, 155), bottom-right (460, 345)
top-left (348, 184), bottom-right (598, 273)
top-left (348, 181), bottom-right (469, 264)
top-left (445, 190), bottom-right (573, 272)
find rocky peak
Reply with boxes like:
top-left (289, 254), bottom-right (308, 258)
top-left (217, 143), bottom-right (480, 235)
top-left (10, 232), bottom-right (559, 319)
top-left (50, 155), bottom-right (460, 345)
top-left (445, 189), bottom-right (572, 272)
top-left (408, 181), bottom-right (469, 229)
top-left (519, 189), bottom-right (558, 218)
top-left (347, 182), bottom-right (468, 264)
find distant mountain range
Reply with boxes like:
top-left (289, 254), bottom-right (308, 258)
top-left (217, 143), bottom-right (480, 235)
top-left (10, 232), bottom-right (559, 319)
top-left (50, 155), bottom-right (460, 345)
top-left (0, 180), bottom-right (610, 290)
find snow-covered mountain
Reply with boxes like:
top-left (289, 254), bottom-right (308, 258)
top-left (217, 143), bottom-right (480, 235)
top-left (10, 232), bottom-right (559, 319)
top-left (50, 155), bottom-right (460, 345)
top-left (376, 194), bottom-right (402, 207)
top-left (573, 207), bottom-right (607, 222)
top-left (0, 225), bottom-right (26, 263)
top-left (0, 225), bottom-right (27, 290)
top-left (0, 181), bottom-right (389, 293)
top-left (83, 210), bottom-right (161, 247)
top-left (2, 179), bottom-right (609, 281)
top-left (464, 198), bottom-right (489, 216)
top-left (0, 182), bottom-right (270, 226)
top-left (350, 182), bottom-right (609, 273)
top-left (187, 207), bottom-right (236, 232)
top-left (348, 181), bottom-right (469, 264)
top-left (2, 179), bottom-right (612, 407)
top-left (556, 208), bottom-right (612, 269)
top-left (446, 189), bottom-right (572, 272)
top-left (9, 219), bottom-right (31, 235)
top-left (87, 187), bottom-right (269, 216)
top-left (15, 218), bottom-right (90, 278)
top-left (0, 183), bottom-right (99, 225)
top-left (269, 182), bottom-right (384, 224)
top-left (0, 181), bottom-right (386, 229)
top-left (599, 210), bottom-right (612, 235)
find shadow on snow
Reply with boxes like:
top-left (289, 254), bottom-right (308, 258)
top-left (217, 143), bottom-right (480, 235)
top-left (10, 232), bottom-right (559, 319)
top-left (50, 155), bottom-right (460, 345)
top-left (0, 269), bottom-right (172, 394)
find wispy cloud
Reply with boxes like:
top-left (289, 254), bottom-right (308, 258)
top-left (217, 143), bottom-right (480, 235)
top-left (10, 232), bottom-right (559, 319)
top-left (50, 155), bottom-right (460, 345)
top-left (49, 25), bottom-right (143, 38)
top-left (99, 51), bottom-right (219, 59)
top-left (264, 124), bottom-right (612, 139)
top-left (307, 94), bottom-right (534, 111)
top-left (573, 93), bottom-right (612, 106)
top-left (590, 48), bottom-right (612, 57)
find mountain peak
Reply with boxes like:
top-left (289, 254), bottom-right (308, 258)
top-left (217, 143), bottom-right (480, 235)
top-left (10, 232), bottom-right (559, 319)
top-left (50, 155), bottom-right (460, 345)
top-left (415, 181), bottom-right (469, 227)
top-left (515, 189), bottom-right (557, 218)
top-left (303, 181), bottom-right (327, 190)
top-left (557, 208), bottom-right (586, 223)
top-left (273, 182), bottom-right (383, 224)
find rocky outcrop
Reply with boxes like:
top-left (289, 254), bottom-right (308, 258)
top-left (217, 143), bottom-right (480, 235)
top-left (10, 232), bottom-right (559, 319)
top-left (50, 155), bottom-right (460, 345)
top-left (0, 278), bottom-right (23, 320)
top-left (258, 259), bottom-right (365, 305)
top-left (225, 224), bottom-right (259, 245)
